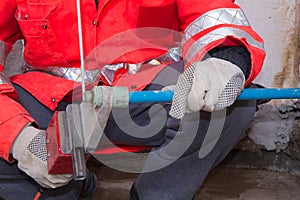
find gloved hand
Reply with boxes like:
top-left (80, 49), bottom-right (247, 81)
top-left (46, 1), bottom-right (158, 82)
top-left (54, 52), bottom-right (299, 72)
top-left (169, 58), bottom-right (245, 119)
top-left (11, 125), bottom-right (73, 188)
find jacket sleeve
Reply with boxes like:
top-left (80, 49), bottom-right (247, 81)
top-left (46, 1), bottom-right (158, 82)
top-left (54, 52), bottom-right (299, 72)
top-left (177, 0), bottom-right (266, 85)
top-left (0, 0), bottom-right (35, 161)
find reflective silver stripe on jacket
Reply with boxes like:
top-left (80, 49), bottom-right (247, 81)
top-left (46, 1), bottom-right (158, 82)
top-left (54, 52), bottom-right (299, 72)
top-left (101, 47), bottom-right (182, 84)
top-left (50, 67), bottom-right (101, 83)
top-left (101, 63), bottom-right (129, 85)
top-left (184, 27), bottom-right (264, 62)
top-left (24, 47), bottom-right (182, 84)
top-left (0, 41), bottom-right (8, 67)
top-left (24, 64), bottom-right (140, 85)
top-left (24, 64), bottom-right (101, 84)
top-left (184, 8), bottom-right (250, 42)
top-left (157, 47), bottom-right (182, 63)
top-left (0, 72), bottom-right (11, 84)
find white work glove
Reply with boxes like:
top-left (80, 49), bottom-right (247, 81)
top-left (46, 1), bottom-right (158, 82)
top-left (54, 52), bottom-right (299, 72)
top-left (11, 125), bottom-right (73, 188)
top-left (169, 58), bottom-right (245, 119)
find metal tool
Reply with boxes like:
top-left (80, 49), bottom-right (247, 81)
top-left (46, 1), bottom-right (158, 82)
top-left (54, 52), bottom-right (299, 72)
top-left (46, 104), bottom-right (87, 179)
top-left (46, 87), bottom-right (129, 179)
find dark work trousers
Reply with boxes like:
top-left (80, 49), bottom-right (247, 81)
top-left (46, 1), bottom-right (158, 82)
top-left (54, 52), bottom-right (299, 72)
top-left (131, 100), bottom-right (257, 200)
top-left (101, 61), bottom-right (257, 199)
top-left (0, 61), bottom-right (257, 200)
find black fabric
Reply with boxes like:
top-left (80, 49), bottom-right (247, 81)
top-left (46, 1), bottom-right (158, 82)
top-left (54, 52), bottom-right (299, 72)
top-left (13, 84), bottom-right (68, 129)
top-left (13, 84), bottom-right (53, 129)
top-left (0, 158), bottom-right (83, 200)
top-left (103, 61), bottom-right (183, 147)
top-left (208, 46), bottom-right (251, 80)
top-left (78, 171), bottom-right (98, 200)
top-left (95, 0), bottom-right (99, 9)
top-left (0, 157), bottom-right (98, 200)
top-left (129, 183), bottom-right (140, 200)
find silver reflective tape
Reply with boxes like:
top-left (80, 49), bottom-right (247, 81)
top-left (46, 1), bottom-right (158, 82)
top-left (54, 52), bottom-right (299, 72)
top-left (0, 72), bottom-right (11, 84)
top-left (24, 47), bottom-right (182, 85)
top-left (0, 41), bottom-right (8, 67)
top-left (128, 63), bottom-right (143, 74)
top-left (101, 63), bottom-right (144, 84)
top-left (24, 64), bottom-right (101, 84)
top-left (101, 47), bottom-right (182, 85)
top-left (157, 47), bottom-right (182, 63)
top-left (184, 27), bottom-right (264, 62)
top-left (49, 67), bottom-right (101, 83)
top-left (184, 8), bottom-right (250, 42)
top-left (25, 63), bottom-right (137, 85)
top-left (101, 63), bottom-right (125, 85)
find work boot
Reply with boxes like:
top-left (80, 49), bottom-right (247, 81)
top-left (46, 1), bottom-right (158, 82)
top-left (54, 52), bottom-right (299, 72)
top-left (129, 183), bottom-right (196, 200)
top-left (79, 170), bottom-right (99, 200)
top-left (129, 183), bottom-right (139, 200)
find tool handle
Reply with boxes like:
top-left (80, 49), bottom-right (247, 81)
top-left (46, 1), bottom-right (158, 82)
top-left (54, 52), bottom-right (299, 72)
top-left (72, 147), bottom-right (87, 180)
top-left (128, 88), bottom-right (300, 103)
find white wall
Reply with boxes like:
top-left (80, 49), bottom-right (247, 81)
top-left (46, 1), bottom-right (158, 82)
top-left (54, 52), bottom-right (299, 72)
top-left (236, 0), bottom-right (299, 91)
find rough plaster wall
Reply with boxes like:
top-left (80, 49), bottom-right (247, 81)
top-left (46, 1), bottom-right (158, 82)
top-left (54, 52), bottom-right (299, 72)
top-left (236, 0), bottom-right (300, 155)
top-left (236, 0), bottom-right (299, 91)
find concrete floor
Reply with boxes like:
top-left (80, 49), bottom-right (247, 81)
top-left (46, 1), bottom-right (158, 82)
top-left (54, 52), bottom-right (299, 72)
top-left (87, 152), bottom-right (300, 200)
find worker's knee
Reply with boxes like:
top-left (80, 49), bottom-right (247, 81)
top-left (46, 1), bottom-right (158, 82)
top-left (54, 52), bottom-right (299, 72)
top-left (0, 158), bottom-right (97, 200)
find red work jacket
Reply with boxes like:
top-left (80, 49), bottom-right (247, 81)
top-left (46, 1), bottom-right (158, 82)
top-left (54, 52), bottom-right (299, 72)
top-left (0, 0), bottom-right (265, 160)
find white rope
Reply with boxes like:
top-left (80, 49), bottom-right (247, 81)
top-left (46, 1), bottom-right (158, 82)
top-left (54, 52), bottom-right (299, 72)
top-left (76, 0), bottom-right (86, 101)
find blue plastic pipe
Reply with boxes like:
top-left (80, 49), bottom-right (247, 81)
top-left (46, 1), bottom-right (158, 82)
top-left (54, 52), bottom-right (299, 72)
top-left (128, 88), bottom-right (300, 103)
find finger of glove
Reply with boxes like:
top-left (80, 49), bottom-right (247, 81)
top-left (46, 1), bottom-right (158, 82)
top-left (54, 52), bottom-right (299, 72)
top-left (186, 68), bottom-right (208, 113)
top-left (169, 64), bottom-right (196, 119)
top-left (161, 85), bottom-right (176, 91)
top-left (194, 58), bottom-right (245, 111)
top-left (16, 149), bottom-right (73, 188)
top-left (31, 170), bottom-right (73, 189)
top-left (215, 72), bottom-right (245, 110)
top-left (187, 59), bottom-right (226, 113)
top-left (43, 173), bottom-right (73, 188)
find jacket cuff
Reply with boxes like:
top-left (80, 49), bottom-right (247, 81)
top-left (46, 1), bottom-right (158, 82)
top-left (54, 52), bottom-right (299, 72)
top-left (0, 114), bottom-right (34, 162)
top-left (207, 46), bottom-right (251, 80)
top-left (0, 94), bottom-right (35, 161)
